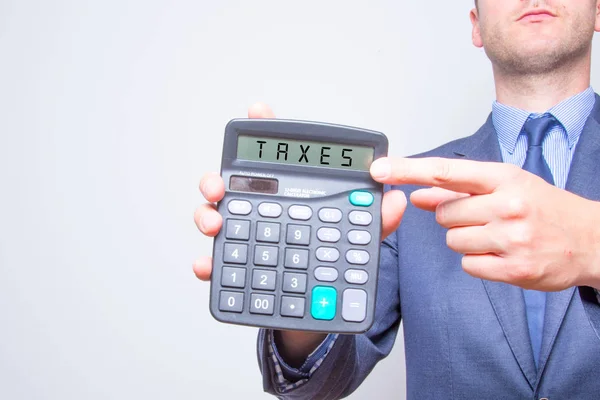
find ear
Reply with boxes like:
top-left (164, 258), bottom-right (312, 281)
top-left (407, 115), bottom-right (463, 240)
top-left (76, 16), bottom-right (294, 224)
top-left (595, 0), bottom-right (600, 32)
top-left (470, 7), bottom-right (483, 48)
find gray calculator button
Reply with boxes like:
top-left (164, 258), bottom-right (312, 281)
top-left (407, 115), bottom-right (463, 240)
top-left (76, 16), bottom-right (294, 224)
top-left (342, 289), bottom-right (367, 322)
top-left (281, 296), bottom-right (306, 318)
top-left (314, 267), bottom-right (339, 282)
top-left (254, 245), bottom-right (278, 267)
top-left (223, 243), bottom-right (248, 264)
top-left (228, 200), bottom-right (252, 215)
top-left (219, 291), bottom-right (244, 313)
top-left (258, 202), bottom-right (282, 218)
top-left (346, 250), bottom-right (370, 265)
top-left (250, 293), bottom-right (275, 315)
top-left (225, 219), bottom-right (250, 240)
top-left (286, 224), bottom-right (311, 246)
top-left (256, 222), bottom-right (280, 243)
top-left (282, 272), bottom-right (307, 293)
top-left (316, 247), bottom-right (340, 263)
top-left (347, 230), bottom-right (372, 245)
top-left (288, 205), bottom-right (313, 221)
top-left (349, 211), bottom-right (372, 226)
top-left (252, 269), bottom-right (276, 291)
top-left (317, 227), bottom-right (341, 243)
top-left (221, 267), bottom-right (246, 288)
top-left (284, 248), bottom-right (309, 269)
top-left (344, 269), bottom-right (369, 285)
top-left (318, 208), bottom-right (342, 223)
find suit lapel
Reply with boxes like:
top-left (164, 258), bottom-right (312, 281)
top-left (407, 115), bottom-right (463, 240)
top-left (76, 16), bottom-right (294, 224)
top-left (536, 94), bottom-right (600, 380)
top-left (456, 115), bottom-right (538, 388)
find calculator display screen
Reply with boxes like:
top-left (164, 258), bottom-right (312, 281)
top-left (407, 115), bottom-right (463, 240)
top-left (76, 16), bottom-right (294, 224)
top-left (237, 135), bottom-right (374, 171)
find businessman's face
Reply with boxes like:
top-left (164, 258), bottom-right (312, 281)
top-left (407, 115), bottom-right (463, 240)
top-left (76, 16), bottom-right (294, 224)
top-left (471, 0), bottom-right (600, 74)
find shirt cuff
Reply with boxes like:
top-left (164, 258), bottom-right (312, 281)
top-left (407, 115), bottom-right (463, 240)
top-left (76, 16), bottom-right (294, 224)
top-left (267, 330), bottom-right (339, 393)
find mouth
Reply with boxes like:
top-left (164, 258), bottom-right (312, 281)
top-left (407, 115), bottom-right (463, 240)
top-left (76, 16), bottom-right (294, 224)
top-left (517, 9), bottom-right (557, 22)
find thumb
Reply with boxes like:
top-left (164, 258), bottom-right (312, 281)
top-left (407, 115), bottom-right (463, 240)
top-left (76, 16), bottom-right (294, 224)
top-left (248, 103), bottom-right (275, 119)
top-left (410, 187), bottom-right (470, 212)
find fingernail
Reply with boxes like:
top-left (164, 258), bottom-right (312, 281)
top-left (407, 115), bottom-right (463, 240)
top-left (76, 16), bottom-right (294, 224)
top-left (371, 158), bottom-right (391, 180)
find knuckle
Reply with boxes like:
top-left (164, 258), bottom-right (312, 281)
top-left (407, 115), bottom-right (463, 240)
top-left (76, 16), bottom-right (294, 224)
top-left (507, 261), bottom-right (538, 283)
top-left (504, 195), bottom-right (529, 219)
top-left (431, 158), bottom-right (453, 185)
top-left (507, 222), bottom-right (534, 248)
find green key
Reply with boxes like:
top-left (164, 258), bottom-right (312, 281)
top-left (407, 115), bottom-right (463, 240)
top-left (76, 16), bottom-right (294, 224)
top-left (349, 191), bottom-right (374, 207)
top-left (311, 286), bottom-right (337, 320)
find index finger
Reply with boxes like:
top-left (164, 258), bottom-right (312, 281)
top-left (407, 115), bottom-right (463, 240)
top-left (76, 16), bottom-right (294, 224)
top-left (370, 157), bottom-right (519, 195)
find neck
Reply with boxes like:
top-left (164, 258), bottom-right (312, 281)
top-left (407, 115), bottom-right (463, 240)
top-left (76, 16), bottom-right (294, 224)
top-left (493, 54), bottom-right (591, 113)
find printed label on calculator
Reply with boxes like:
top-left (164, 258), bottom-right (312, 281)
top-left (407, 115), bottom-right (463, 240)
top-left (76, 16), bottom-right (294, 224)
top-left (209, 118), bottom-right (388, 334)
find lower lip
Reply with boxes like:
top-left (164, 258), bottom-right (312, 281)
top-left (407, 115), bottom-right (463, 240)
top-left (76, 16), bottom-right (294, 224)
top-left (520, 13), bottom-right (555, 22)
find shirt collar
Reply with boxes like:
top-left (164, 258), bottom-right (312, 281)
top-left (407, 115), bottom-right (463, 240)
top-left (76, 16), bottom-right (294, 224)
top-left (492, 86), bottom-right (596, 154)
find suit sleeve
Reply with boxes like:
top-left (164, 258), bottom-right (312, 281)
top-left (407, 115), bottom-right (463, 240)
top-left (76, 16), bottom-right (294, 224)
top-left (256, 197), bottom-right (402, 399)
top-left (579, 287), bottom-right (600, 341)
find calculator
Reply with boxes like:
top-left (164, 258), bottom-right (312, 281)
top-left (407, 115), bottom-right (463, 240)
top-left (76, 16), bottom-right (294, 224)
top-left (209, 118), bottom-right (388, 334)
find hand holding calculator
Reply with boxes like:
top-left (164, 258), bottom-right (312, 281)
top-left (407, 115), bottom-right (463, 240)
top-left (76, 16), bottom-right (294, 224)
top-left (209, 118), bottom-right (388, 334)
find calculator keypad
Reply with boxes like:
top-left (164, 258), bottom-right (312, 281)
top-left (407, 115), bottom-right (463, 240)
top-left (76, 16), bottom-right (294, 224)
top-left (212, 188), bottom-right (381, 333)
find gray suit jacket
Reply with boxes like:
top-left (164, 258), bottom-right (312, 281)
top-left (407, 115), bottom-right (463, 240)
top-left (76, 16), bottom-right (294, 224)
top-left (257, 95), bottom-right (600, 399)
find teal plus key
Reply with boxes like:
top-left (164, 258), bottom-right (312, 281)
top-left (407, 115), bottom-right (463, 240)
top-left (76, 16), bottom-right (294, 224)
top-left (311, 286), bottom-right (337, 320)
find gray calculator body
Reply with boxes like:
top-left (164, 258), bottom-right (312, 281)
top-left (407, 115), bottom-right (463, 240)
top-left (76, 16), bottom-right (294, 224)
top-left (209, 118), bottom-right (388, 334)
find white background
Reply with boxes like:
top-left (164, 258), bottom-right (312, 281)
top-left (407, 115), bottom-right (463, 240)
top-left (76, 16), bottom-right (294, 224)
top-left (1, 0), bottom-right (598, 399)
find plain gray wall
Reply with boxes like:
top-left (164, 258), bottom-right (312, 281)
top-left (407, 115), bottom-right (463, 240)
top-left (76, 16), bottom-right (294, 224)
top-left (1, 0), bottom-right (598, 399)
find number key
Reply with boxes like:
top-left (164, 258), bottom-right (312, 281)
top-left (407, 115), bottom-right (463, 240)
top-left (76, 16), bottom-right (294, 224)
top-left (219, 291), bottom-right (244, 313)
top-left (283, 272), bottom-right (307, 294)
top-left (256, 222), bottom-right (280, 243)
top-left (284, 248), bottom-right (309, 270)
top-left (252, 269), bottom-right (276, 291)
top-left (225, 219), bottom-right (250, 241)
top-left (254, 245), bottom-right (278, 267)
top-left (250, 293), bottom-right (275, 315)
top-left (221, 266), bottom-right (246, 288)
top-left (286, 224), bottom-right (311, 246)
top-left (223, 243), bottom-right (248, 264)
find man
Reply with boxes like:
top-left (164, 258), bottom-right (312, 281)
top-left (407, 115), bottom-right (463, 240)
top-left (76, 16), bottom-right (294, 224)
top-left (194, 0), bottom-right (600, 398)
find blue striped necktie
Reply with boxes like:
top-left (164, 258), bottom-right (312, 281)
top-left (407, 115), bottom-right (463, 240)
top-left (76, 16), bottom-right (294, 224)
top-left (520, 114), bottom-right (556, 368)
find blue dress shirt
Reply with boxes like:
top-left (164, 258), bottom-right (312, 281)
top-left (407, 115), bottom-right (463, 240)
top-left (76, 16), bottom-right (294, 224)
top-left (266, 86), bottom-right (598, 391)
